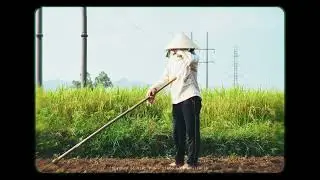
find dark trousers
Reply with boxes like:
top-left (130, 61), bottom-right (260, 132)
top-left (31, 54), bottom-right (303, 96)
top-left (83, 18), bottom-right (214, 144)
top-left (172, 96), bottom-right (202, 165)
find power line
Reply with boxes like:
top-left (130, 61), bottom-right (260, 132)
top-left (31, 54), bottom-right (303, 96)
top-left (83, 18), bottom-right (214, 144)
top-left (121, 12), bottom-right (175, 38)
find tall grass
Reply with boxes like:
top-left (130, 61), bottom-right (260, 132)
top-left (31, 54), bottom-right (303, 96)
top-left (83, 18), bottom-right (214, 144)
top-left (35, 86), bottom-right (284, 158)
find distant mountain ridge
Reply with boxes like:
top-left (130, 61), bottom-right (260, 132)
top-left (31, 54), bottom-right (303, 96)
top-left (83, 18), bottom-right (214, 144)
top-left (42, 80), bottom-right (71, 90)
top-left (42, 78), bottom-right (150, 90)
top-left (113, 78), bottom-right (150, 88)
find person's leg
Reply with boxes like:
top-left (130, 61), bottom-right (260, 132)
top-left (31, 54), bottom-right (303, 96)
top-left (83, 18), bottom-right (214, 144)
top-left (172, 103), bottom-right (186, 165)
top-left (181, 96), bottom-right (202, 166)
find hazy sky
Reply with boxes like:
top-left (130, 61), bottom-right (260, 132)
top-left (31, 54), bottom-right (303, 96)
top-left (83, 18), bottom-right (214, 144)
top-left (35, 7), bottom-right (285, 90)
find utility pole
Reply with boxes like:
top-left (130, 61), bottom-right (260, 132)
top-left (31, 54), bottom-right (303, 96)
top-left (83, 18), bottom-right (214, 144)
top-left (36, 7), bottom-right (43, 87)
top-left (233, 46), bottom-right (239, 87)
top-left (81, 7), bottom-right (88, 88)
top-left (206, 32), bottom-right (208, 89)
top-left (190, 32), bottom-right (215, 89)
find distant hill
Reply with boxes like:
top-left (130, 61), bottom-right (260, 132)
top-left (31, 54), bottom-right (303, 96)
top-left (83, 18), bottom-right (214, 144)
top-left (113, 78), bottom-right (150, 88)
top-left (43, 80), bottom-right (72, 90)
top-left (42, 78), bottom-right (150, 90)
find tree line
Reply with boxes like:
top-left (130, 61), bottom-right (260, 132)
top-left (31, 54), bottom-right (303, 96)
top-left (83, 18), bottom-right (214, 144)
top-left (72, 71), bottom-right (113, 88)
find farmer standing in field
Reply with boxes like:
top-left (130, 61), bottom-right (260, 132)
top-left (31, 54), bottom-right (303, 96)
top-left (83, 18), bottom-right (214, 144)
top-left (146, 32), bottom-right (202, 169)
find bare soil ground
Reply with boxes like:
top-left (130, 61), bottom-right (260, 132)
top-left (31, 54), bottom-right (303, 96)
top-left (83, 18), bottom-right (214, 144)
top-left (35, 156), bottom-right (284, 173)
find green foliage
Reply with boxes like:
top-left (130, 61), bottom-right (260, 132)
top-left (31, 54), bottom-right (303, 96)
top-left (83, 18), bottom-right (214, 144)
top-left (72, 71), bottom-right (111, 89)
top-left (94, 71), bottom-right (113, 88)
top-left (35, 86), bottom-right (284, 158)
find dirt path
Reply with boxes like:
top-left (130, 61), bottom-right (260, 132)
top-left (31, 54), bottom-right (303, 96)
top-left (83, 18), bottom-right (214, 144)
top-left (35, 156), bottom-right (284, 173)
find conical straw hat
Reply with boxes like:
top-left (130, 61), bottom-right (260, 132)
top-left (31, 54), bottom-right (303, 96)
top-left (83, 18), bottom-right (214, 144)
top-left (165, 32), bottom-right (200, 50)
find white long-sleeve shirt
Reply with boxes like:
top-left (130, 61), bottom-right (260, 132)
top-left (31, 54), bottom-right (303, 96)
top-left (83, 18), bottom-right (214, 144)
top-left (150, 51), bottom-right (201, 104)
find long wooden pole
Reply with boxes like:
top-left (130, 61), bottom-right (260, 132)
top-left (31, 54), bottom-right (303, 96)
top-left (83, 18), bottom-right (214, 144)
top-left (52, 77), bottom-right (177, 164)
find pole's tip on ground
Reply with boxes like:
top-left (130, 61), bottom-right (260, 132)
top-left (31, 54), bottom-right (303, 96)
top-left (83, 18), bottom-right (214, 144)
top-left (51, 158), bottom-right (59, 164)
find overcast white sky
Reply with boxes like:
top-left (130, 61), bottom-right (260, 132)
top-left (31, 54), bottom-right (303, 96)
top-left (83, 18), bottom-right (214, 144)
top-left (35, 7), bottom-right (284, 90)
